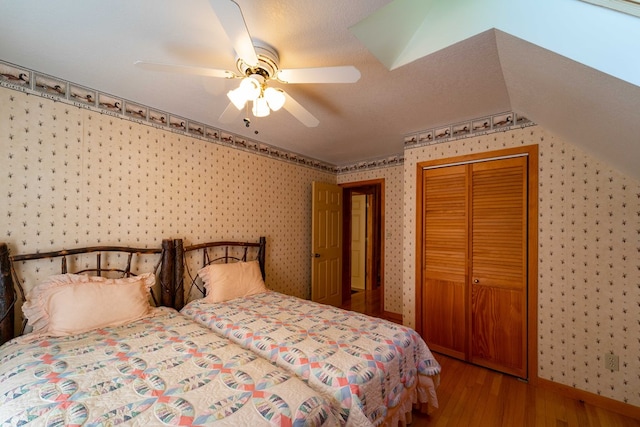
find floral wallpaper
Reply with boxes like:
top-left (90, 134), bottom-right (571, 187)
top-left (403, 126), bottom-right (640, 407)
top-left (0, 86), bottom-right (335, 306)
top-left (337, 165), bottom-right (404, 315)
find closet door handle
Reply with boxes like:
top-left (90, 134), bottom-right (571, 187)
top-left (312, 253), bottom-right (321, 258)
top-left (473, 279), bottom-right (479, 284)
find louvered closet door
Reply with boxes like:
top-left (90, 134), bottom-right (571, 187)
top-left (470, 156), bottom-right (527, 378)
top-left (422, 165), bottom-right (467, 359)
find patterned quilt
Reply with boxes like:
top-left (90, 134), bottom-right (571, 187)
top-left (181, 292), bottom-right (441, 427)
top-left (0, 307), bottom-right (338, 426)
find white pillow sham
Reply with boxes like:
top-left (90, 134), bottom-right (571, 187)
top-left (22, 272), bottom-right (155, 336)
top-left (198, 260), bottom-right (267, 303)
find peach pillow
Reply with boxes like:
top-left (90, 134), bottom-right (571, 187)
top-left (198, 261), bottom-right (267, 303)
top-left (22, 273), bottom-right (155, 336)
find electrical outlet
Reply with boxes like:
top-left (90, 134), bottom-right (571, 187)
top-left (604, 353), bottom-right (619, 371)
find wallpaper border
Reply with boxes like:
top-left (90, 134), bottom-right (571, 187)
top-left (402, 111), bottom-right (535, 150)
top-left (1, 60), bottom-right (539, 176)
top-left (0, 60), bottom-right (337, 173)
top-left (335, 114), bottom-right (536, 174)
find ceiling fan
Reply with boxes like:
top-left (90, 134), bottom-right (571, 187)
top-left (135, 0), bottom-right (361, 127)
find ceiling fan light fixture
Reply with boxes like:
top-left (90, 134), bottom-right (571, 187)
top-left (227, 75), bottom-right (264, 110)
top-left (227, 87), bottom-right (248, 110)
top-left (138, 2), bottom-right (359, 128)
top-left (239, 76), bottom-right (262, 100)
top-left (264, 87), bottom-right (285, 111)
top-left (252, 96), bottom-right (270, 117)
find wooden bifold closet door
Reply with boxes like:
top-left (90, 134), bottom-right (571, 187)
top-left (420, 151), bottom-right (532, 379)
top-left (421, 164), bottom-right (468, 361)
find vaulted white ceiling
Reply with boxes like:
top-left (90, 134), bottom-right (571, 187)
top-left (0, 0), bottom-right (638, 179)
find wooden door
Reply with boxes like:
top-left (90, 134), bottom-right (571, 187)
top-left (421, 165), bottom-right (468, 360)
top-left (470, 156), bottom-right (528, 378)
top-left (365, 196), bottom-right (374, 290)
top-left (350, 194), bottom-right (366, 291)
top-left (418, 147), bottom-right (536, 379)
top-left (311, 182), bottom-right (343, 306)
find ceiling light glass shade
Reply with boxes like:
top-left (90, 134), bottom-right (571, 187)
top-left (264, 87), bottom-right (285, 111)
top-left (252, 96), bottom-right (270, 117)
top-left (227, 76), bottom-right (262, 110)
top-left (227, 87), bottom-right (248, 110)
top-left (239, 76), bottom-right (261, 100)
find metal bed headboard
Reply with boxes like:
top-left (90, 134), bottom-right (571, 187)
top-left (175, 237), bottom-right (266, 310)
top-left (0, 240), bottom-right (175, 345)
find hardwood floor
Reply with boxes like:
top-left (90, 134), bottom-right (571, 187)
top-left (410, 354), bottom-right (640, 427)
top-left (341, 289), bottom-right (640, 427)
top-left (341, 287), bottom-right (382, 318)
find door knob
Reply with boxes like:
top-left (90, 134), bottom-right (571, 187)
top-left (473, 279), bottom-right (479, 283)
top-left (312, 253), bottom-right (321, 258)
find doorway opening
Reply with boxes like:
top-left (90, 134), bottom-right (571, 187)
top-left (340, 180), bottom-right (384, 312)
top-left (350, 193), bottom-right (369, 294)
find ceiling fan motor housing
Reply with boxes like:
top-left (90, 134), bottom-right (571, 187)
top-left (236, 44), bottom-right (280, 80)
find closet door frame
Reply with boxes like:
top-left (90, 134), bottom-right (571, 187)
top-left (415, 145), bottom-right (538, 382)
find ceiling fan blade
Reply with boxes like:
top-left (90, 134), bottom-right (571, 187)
top-left (276, 66), bottom-right (361, 84)
top-left (219, 102), bottom-right (242, 123)
top-left (134, 60), bottom-right (234, 78)
top-left (282, 91), bottom-right (319, 127)
top-left (209, 0), bottom-right (258, 67)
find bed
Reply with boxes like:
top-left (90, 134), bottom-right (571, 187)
top-left (176, 238), bottom-right (441, 427)
top-left (0, 241), bottom-right (338, 426)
